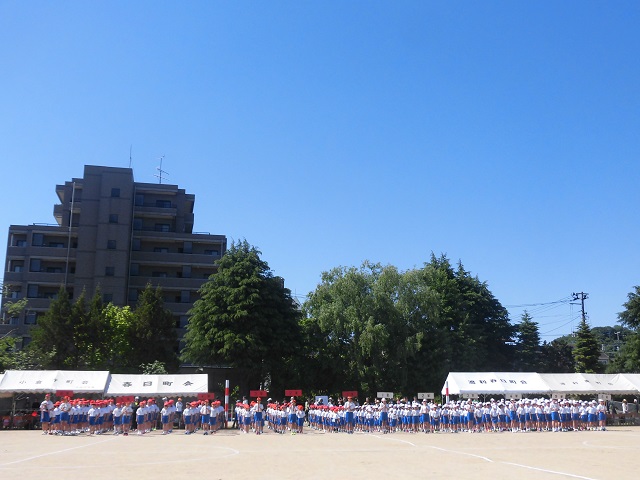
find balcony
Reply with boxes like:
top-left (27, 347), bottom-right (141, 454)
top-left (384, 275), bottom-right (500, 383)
top-left (128, 276), bottom-right (206, 290)
top-left (130, 250), bottom-right (218, 266)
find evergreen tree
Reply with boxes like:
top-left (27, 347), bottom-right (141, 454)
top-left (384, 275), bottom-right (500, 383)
top-left (182, 240), bottom-right (301, 391)
top-left (612, 286), bottom-right (640, 371)
top-left (129, 284), bottom-right (179, 372)
top-left (30, 285), bottom-right (74, 368)
top-left (573, 317), bottom-right (601, 373)
top-left (515, 311), bottom-right (541, 371)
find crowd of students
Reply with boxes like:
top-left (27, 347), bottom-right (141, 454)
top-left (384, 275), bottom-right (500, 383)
top-left (38, 393), bottom-right (611, 437)
top-left (38, 394), bottom-right (225, 436)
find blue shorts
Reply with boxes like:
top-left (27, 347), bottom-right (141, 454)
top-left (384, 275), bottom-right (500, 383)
top-left (114, 416), bottom-right (122, 426)
top-left (137, 415), bottom-right (145, 425)
top-left (41, 411), bottom-right (50, 423)
top-left (184, 416), bottom-right (192, 425)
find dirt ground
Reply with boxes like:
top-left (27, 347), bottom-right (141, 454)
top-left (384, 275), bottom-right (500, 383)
top-left (0, 425), bottom-right (638, 480)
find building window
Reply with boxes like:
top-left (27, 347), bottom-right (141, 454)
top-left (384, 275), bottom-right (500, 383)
top-left (25, 312), bottom-right (38, 325)
top-left (153, 247), bottom-right (169, 253)
top-left (156, 200), bottom-right (172, 208)
top-left (27, 284), bottom-right (39, 298)
top-left (111, 187), bottom-right (120, 197)
top-left (9, 316), bottom-right (20, 325)
top-left (133, 218), bottom-right (143, 230)
top-left (103, 293), bottom-right (113, 303)
top-left (128, 289), bottom-right (138, 302)
top-left (205, 249), bottom-right (219, 256)
top-left (107, 240), bottom-right (117, 249)
top-left (130, 263), bottom-right (139, 276)
top-left (135, 193), bottom-right (144, 206)
top-left (29, 259), bottom-right (42, 272)
top-left (105, 266), bottom-right (115, 276)
top-left (182, 265), bottom-right (191, 278)
top-left (132, 238), bottom-right (141, 251)
top-left (155, 223), bottom-right (170, 232)
top-left (32, 233), bottom-right (44, 246)
top-left (181, 290), bottom-right (191, 303)
top-left (48, 242), bottom-right (64, 248)
top-left (9, 288), bottom-right (21, 299)
top-left (183, 241), bottom-right (192, 254)
top-left (179, 316), bottom-right (189, 328)
top-left (152, 271), bottom-right (168, 278)
top-left (109, 214), bottom-right (119, 224)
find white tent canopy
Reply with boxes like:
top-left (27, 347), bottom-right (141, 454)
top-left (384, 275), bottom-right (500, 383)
top-left (442, 372), bottom-right (551, 396)
top-left (104, 374), bottom-right (208, 396)
top-left (442, 372), bottom-right (640, 396)
top-left (0, 370), bottom-right (110, 394)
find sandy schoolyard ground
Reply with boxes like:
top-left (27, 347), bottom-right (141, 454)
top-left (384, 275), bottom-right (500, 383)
top-left (1, 426), bottom-right (638, 479)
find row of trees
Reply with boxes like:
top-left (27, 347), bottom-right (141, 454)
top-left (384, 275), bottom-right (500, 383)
top-left (0, 284), bottom-right (178, 373)
top-left (4, 239), bottom-right (640, 398)
top-left (184, 242), bottom-right (637, 396)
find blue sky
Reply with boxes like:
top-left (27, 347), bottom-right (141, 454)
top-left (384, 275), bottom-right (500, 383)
top-left (1, 1), bottom-right (638, 341)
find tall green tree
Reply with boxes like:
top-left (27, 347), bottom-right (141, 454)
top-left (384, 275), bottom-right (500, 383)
top-left (30, 286), bottom-right (74, 369)
top-left (514, 311), bottom-right (541, 371)
top-left (573, 317), bottom-right (601, 373)
top-left (302, 262), bottom-right (422, 395)
top-left (618, 286), bottom-right (640, 330)
top-left (129, 284), bottom-right (179, 372)
top-left (101, 303), bottom-right (135, 371)
top-left (182, 240), bottom-right (301, 392)
top-left (611, 286), bottom-right (640, 371)
top-left (302, 254), bottom-right (514, 397)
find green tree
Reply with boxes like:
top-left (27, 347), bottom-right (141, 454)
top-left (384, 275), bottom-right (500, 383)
top-left (129, 284), bottom-right (178, 372)
top-left (573, 317), bottom-right (601, 373)
top-left (302, 262), bottom-right (421, 395)
top-left (539, 338), bottom-right (575, 373)
top-left (30, 286), bottom-right (74, 369)
top-left (1, 284), bottom-right (28, 323)
top-left (611, 286), bottom-right (640, 371)
top-left (413, 255), bottom-right (514, 386)
top-left (302, 254), bottom-right (514, 397)
top-left (182, 240), bottom-right (301, 392)
top-left (514, 311), bottom-right (541, 371)
top-left (619, 286), bottom-right (640, 330)
top-left (102, 303), bottom-right (135, 371)
top-left (140, 360), bottom-right (168, 374)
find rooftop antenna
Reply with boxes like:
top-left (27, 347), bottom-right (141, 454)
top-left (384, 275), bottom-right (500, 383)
top-left (129, 145), bottom-right (133, 168)
top-left (154, 155), bottom-right (169, 184)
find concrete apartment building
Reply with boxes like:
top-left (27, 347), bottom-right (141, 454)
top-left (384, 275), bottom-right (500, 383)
top-left (0, 165), bottom-right (227, 349)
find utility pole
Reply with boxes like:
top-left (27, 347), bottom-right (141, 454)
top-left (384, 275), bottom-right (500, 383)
top-left (572, 292), bottom-right (589, 323)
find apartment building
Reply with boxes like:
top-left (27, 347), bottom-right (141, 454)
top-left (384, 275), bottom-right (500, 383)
top-left (0, 165), bottom-right (227, 348)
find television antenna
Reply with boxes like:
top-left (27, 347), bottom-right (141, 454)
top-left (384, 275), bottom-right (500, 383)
top-left (154, 155), bottom-right (169, 184)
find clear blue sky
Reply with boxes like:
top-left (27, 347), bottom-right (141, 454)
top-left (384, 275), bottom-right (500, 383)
top-left (1, 1), bottom-right (638, 341)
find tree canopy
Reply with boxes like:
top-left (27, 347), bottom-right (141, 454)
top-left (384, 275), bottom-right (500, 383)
top-left (301, 254), bottom-right (515, 396)
top-left (181, 240), bottom-right (301, 392)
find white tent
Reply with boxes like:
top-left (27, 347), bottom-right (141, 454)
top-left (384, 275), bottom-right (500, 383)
top-left (441, 372), bottom-right (551, 396)
top-left (104, 374), bottom-right (208, 396)
top-left (0, 370), bottom-right (110, 394)
top-left (442, 372), bottom-right (640, 397)
top-left (0, 373), bottom-right (10, 398)
top-left (539, 373), bottom-right (639, 395)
